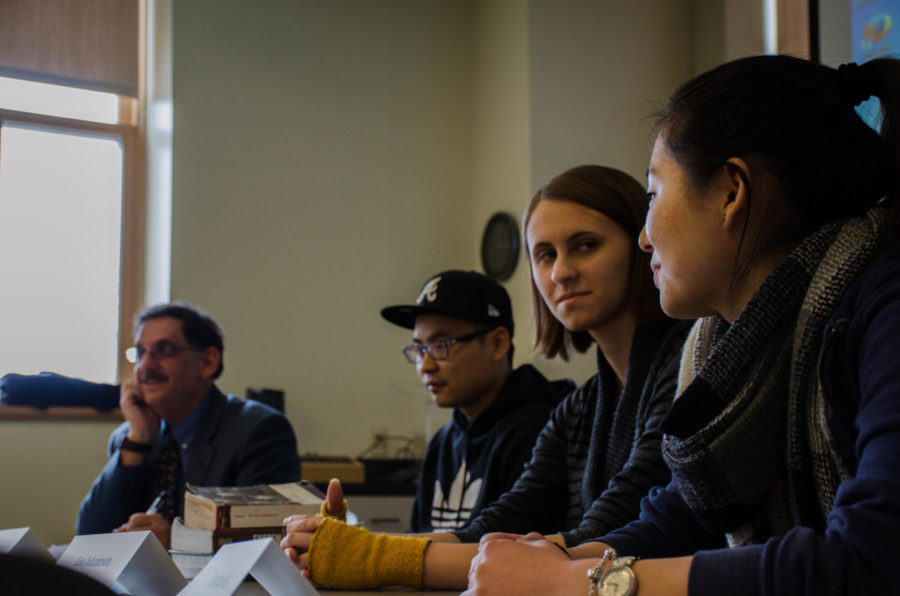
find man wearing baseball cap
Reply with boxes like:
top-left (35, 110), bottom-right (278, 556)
top-left (380, 270), bottom-right (566, 532)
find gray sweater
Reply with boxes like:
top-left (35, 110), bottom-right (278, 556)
top-left (452, 320), bottom-right (691, 546)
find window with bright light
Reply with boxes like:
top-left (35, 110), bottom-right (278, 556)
top-left (0, 76), bottom-right (138, 383)
top-left (0, 76), bottom-right (120, 124)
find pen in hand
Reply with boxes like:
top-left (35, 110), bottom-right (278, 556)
top-left (146, 491), bottom-right (166, 515)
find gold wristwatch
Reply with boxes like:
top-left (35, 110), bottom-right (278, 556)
top-left (588, 549), bottom-right (638, 596)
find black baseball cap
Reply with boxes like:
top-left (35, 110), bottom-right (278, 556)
top-left (381, 270), bottom-right (514, 336)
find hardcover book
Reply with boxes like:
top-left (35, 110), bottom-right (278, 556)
top-left (183, 482), bottom-right (323, 530)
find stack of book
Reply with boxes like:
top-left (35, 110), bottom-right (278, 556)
top-left (170, 481), bottom-right (324, 579)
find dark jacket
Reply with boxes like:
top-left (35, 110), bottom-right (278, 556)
top-left (409, 364), bottom-right (566, 532)
top-left (453, 320), bottom-right (690, 546)
top-left (76, 386), bottom-right (300, 535)
top-left (599, 252), bottom-right (900, 596)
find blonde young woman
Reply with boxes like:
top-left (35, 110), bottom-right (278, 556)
top-left (281, 166), bottom-right (691, 590)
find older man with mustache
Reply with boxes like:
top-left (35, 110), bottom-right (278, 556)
top-left (76, 302), bottom-right (300, 548)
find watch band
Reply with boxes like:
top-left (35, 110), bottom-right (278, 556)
top-left (587, 563), bottom-right (604, 596)
top-left (587, 548), bottom-right (617, 596)
top-left (120, 436), bottom-right (153, 453)
top-left (588, 548), bottom-right (638, 596)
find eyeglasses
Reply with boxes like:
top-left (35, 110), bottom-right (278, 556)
top-left (132, 340), bottom-right (198, 364)
top-left (401, 329), bottom-right (491, 364)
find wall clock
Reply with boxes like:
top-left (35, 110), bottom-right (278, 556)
top-left (480, 212), bottom-right (520, 281)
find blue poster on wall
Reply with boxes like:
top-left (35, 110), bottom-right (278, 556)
top-left (852, 0), bottom-right (899, 62)
top-left (851, 0), bottom-right (898, 129)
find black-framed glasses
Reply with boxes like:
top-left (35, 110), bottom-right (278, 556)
top-left (133, 340), bottom-right (198, 364)
top-left (402, 328), bottom-right (491, 364)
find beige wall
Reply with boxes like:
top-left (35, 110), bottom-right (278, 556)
top-left (170, 0), bottom-right (476, 454)
top-left (470, 1), bottom-right (538, 380)
top-left (167, 0), bottom-right (699, 456)
top-left (1, 0), bottom-right (770, 545)
top-left (165, 0), bottom-right (764, 457)
top-left (0, 420), bottom-right (120, 545)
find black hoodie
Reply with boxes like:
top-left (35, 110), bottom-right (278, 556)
top-left (409, 364), bottom-right (570, 532)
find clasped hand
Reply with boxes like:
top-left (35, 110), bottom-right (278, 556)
top-left (463, 532), bottom-right (578, 596)
top-left (281, 478), bottom-right (344, 578)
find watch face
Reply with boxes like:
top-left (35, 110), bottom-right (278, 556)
top-left (480, 212), bottom-right (519, 281)
top-left (601, 566), bottom-right (636, 596)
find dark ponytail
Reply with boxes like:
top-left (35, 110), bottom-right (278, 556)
top-left (655, 55), bottom-right (899, 255)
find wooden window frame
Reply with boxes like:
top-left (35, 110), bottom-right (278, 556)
top-left (0, 95), bottom-right (145, 422)
top-left (777, 0), bottom-right (813, 59)
top-left (0, 2), bottom-right (146, 421)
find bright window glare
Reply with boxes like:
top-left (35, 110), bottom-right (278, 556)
top-left (0, 124), bottom-right (123, 382)
top-left (0, 76), bottom-right (119, 124)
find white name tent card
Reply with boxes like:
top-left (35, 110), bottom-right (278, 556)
top-left (58, 530), bottom-right (187, 596)
top-left (179, 538), bottom-right (319, 596)
top-left (0, 527), bottom-right (55, 562)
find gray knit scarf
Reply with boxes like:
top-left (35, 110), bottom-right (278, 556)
top-left (661, 207), bottom-right (888, 546)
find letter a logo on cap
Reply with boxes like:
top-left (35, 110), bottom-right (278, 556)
top-left (417, 276), bottom-right (441, 304)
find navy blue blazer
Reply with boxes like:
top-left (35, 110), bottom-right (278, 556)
top-left (76, 386), bottom-right (300, 535)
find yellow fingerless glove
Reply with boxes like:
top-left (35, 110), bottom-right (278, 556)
top-left (307, 518), bottom-right (431, 589)
top-left (318, 499), bottom-right (348, 522)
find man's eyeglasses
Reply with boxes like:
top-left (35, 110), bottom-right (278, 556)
top-left (132, 340), bottom-right (198, 364)
top-left (402, 329), bottom-right (491, 364)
